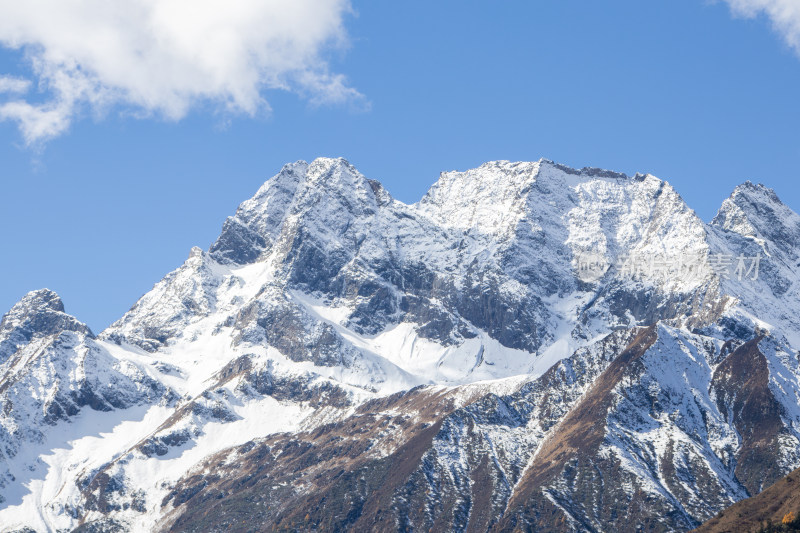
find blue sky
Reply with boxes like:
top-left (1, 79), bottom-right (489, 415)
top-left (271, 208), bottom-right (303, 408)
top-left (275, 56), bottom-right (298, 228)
top-left (1, 0), bottom-right (799, 331)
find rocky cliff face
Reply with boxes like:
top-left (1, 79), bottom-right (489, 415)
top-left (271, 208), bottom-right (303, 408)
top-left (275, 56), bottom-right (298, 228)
top-left (0, 157), bottom-right (798, 532)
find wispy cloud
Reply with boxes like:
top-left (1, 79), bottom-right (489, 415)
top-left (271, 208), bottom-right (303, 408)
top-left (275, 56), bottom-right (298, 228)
top-left (0, 0), bottom-right (363, 145)
top-left (722, 0), bottom-right (800, 54)
top-left (0, 76), bottom-right (31, 94)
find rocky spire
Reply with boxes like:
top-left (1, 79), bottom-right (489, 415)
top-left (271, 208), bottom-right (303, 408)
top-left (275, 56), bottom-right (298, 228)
top-left (0, 288), bottom-right (93, 363)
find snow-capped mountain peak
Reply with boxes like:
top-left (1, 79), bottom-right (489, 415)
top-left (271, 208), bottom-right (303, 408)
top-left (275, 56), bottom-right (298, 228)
top-left (3, 158), bottom-right (800, 532)
top-left (0, 289), bottom-right (93, 364)
top-left (208, 157), bottom-right (387, 267)
top-left (712, 181), bottom-right (800, 257)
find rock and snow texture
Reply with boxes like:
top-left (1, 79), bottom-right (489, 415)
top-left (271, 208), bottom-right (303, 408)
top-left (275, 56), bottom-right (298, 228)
top-left (0, 157), bottom-right (798, 532)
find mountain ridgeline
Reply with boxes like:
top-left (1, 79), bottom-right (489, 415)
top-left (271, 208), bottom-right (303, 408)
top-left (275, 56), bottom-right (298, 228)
top-left (1, 157), bottom-right (799, 532)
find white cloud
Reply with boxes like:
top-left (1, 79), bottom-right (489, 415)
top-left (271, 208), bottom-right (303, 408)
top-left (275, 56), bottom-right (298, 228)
top-left (0, 0), bottom-right (362, 144)
top-left (722, 0), bottom-right (800, 54)
top-left (0, 75), bottom-right (31, 94)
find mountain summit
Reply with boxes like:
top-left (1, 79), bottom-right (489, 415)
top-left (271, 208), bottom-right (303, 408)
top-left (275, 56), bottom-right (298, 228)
top-left (1, 158), bottom-right (799, 532)
top-left (0, 288), bottom-right (93, 363)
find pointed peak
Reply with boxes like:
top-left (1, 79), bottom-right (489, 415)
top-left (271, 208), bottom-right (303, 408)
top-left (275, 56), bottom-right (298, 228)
top-left (303, 157), bottom-right (372, 189)
top-left (188, 246), bottom-right (204, 260)
top-left (712, 181), bottom-right (799, 245)
top-left (255, 157), bottom-right (373, 197)
top-left (3, 289), bottom-right (90, 333)
top-left (1, 289), bottom-right (93, 360)
top-left (714, 180), bottom-right (787, 221)
top-left (729, 180), bottom-right (783, 204)
top-left (272, 158), bottom-right (398, 214)
top-left (14, 288), bottom-right (65, 314)
top-left (210, 157), bottom-right (390, 265)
